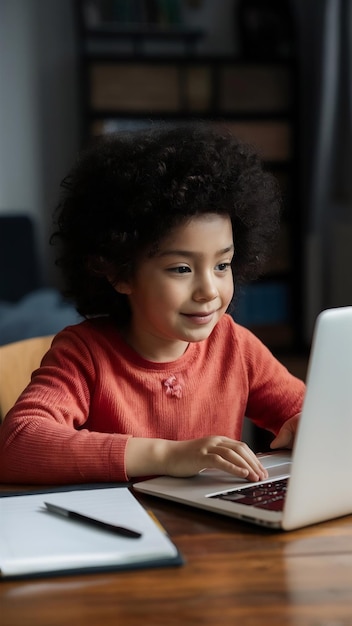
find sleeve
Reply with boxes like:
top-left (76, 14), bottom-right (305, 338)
top-left (236, 325), bottom-right (306, 435)
top-left (0, 328), bottom-right (131, 484)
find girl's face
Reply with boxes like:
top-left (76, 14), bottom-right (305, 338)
top-left (116, 213), bottom-right (234, 362)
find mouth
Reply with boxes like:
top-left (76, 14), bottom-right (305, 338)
top-left (182, 311), bottom-right (217, 325)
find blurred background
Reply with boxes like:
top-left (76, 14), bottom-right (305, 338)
top-left (1, 0), bottom-right (352, 358)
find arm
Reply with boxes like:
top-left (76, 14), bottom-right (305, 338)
top-left (240, 329), bottom-right (305, 439)
top-left (0, 412), bottom-right (130, 485)
top-left (126, 436), bottom-right (268, 482)
top-left (0, 330), bottom-right (129, 484)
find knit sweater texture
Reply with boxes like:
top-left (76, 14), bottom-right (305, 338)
top-left (0, 314), bottom-right (305, 484)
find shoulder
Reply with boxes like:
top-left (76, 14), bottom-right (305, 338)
top-left (53, 317), bottom-right (118, 342)
top-left (210, 314), bottom-right (268, 355)
top-left (210, 314), bottom-right (295, 379)
top-left (45, 317), bottom-right (122, 363)
top-left (199, 314), bottom-right (274, 378)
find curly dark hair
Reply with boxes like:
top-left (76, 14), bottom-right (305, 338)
top-left (51, 123), bottom-right (281, 323)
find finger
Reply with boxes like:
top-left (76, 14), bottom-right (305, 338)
top-left (206, 453), bottom-right (252, 479)
top-left (271, 414), bottom-right (300, 450)
top-left (209, 446), bottom-right (268, 481)
top-left (208, 453), bottom-right (264, 481)
top-left (270, 430), bottom-right (293, 449)
top-left (217, 441), bottom-right (268, 479)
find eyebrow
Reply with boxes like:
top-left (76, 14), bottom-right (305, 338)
top-left (158, 244), bottom-right (234, 258)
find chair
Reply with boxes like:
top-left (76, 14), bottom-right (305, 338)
top-left (0, 335), bottom-right (54, 421)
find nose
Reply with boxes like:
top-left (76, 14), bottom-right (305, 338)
top-left (192, 272), bottom-right (219, 302)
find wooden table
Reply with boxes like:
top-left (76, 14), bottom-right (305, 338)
top-left (1, 487), bottom-right (352, 626)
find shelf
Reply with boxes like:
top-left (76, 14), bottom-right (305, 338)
top-left (87, 59), bottom-right (293, 115)
top-left (83, 25), bottom-right (204, 56)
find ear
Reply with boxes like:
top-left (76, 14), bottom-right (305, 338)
top-left (106, 273), bottom-right (133, 295)
top-left (114, 281), bottom-right (132, 295)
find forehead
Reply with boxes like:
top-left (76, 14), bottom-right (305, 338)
top-left (157, 214), bottom-right (233, 252)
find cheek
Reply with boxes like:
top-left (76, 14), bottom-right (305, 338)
top-left (223, 274), bottom-right (235, 297)
top-left (142, 283), bottom-right (178, 309)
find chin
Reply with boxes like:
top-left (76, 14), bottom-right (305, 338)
top-left (184, 328), bottom-right (216, 343)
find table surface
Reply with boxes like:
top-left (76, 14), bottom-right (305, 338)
top-left (1, 485), bottom-right (352, 626)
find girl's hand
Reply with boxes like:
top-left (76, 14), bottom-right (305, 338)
top-left (164, 436), bottom-right (269, 481)
top-left (126, 436), bottom-right (268, 482)
top-left (270, 413), bottom-right (301, 450)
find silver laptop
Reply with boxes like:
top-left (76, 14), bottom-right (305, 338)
top-left (134, 306), bottom-right (352, 530)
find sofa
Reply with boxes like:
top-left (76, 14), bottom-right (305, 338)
top-left (0, 214), bottom-right (80, 346)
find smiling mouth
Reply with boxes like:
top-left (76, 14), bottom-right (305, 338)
top-left (182, 311), bottom-right (216, 324)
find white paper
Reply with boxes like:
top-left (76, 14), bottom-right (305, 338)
top-left (0, 488), bottom-right (178, 577)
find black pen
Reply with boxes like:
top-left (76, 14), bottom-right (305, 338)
top-left (43, 502), bottom-right (142, 539)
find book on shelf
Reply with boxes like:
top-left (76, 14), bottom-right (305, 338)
top-left (233, 280), bottom-right (290, 327)
top-left (82, 0), bottom-right (184, 29)
top-left (264, 222), bottom-right (291, 275)
top-left (90, 62), bottom-right (180, 111)
top-left (219, 64), bottom-right (291, 113)
top-left (185, 65), bottom-right (212, 111)
top-left (0, 486), bottom-right (183, 580)
top-left (218, 120), bottom-right (291, 162)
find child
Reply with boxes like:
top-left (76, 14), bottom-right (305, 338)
top-left (0, 124), bottom-right (305, 485)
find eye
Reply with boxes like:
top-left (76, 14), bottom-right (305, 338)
top-left (215, 262), bottom-right (231, 272)
top-left (168, 266), bottom-right (191, 274)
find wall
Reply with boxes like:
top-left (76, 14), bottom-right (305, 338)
top-left (0, 0), bottom-right (80, 285)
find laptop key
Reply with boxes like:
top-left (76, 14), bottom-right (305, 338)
top-left (254, 498), bottom-right (285, 511)
top-left (212, 478), bottom-right (288, 511)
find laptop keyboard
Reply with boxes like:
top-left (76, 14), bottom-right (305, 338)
top-left (211, 478), bottom-right (289, 511)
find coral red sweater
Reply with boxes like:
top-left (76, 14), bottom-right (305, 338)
top-left (0, 315), bottom-right (305, 484)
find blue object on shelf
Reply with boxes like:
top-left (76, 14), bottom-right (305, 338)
top-left (232, 281), bottom-right (290, 327)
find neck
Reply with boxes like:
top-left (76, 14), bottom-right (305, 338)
top-left (119, 327), bottom-right (189, 363)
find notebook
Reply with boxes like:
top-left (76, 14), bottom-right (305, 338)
top-left (134, 306), bottom-right (352, 531)
top-left (0, 486), bottom-right (183, 579)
